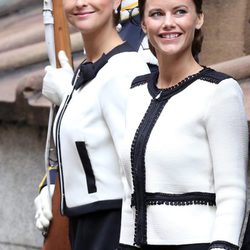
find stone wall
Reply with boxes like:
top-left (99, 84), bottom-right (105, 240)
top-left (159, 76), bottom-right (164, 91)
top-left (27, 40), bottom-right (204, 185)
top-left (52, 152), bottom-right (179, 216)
top-left (200, 0), bottom-right (250, 64)
top-left (0, 0), bottom-right (39, 16)
top-left (244, 0), bottom-right (250, 55)
top-left (0, 123), bottom-right (45, 249)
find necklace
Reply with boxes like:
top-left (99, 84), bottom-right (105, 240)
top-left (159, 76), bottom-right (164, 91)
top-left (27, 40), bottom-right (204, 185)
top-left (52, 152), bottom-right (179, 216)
top-left (151, 67), bottom-right (208, 100)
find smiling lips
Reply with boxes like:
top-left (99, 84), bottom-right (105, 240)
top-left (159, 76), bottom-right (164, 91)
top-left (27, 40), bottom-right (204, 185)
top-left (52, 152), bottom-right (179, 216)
top-left (159, 33), bottom-right (181, 39)
top-left (74, 11), bottom-right (95, 17)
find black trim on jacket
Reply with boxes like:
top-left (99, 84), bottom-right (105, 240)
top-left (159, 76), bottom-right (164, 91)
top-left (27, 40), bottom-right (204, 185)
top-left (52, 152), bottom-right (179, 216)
top-left (129, 67), bottom-right (231, 246)
top-left (75, 141), bottom-right (97, 194)
top-left (209, 241), bottom-right (239, 250)
top-left (64, 199), bottom-right (122, 217)
top-left (131, 192), bottom-right (216, 207)
top-left (55, 42), bottom-right (135, 216)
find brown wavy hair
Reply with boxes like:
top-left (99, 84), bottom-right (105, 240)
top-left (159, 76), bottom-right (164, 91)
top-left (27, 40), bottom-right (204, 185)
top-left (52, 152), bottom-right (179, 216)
top-left (139, 0), bottom-right (204, 61)
top-left (113, 5), bottom-right (121, 26)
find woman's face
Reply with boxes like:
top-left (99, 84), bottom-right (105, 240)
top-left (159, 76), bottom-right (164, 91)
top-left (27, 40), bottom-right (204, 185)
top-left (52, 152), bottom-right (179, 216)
top-left (63, 0), bottom-right (120, 34)
top-left (141, 0), bottom-right (203, 58)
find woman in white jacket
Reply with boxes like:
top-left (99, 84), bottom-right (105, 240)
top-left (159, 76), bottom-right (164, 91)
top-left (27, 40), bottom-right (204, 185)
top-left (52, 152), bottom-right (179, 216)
top-left (118, 0), bottom-right (248, 249)
top-left (34, 0), bottom-right (150, 249)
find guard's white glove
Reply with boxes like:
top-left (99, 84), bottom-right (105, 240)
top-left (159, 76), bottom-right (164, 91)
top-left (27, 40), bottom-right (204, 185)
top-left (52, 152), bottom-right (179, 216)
top-left (42, 50), bottom-right (74, 106)
top-left (34, 184), bottom-right (55, 233)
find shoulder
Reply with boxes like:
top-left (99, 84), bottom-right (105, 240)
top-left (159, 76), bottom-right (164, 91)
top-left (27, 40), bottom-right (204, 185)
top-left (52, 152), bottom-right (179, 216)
top-left (109, 50), bottom-right (147, 66)
top-left (103, 51), bottom-right (150, 79)
top-left (200, 69), bottom-right (244, 118)
top-left (198, 67), bottom-right (243, 97)
top-left (97, 52), bottom-right (149, 98)
top-left (200, 67), bottom-right (233, 84)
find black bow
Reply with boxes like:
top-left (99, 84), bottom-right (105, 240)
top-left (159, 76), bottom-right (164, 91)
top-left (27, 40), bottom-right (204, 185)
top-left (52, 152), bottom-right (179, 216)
top-left (74, 54), bottom-right (108, 90)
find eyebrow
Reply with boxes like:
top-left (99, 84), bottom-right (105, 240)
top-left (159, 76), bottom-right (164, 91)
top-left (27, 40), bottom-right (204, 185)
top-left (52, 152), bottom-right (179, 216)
top-left (148, 8), bottom-right (162, 11)
top-left (147, 4), bottom-right (189, 13)
top-left (173, 5), bottom-right (189, 10)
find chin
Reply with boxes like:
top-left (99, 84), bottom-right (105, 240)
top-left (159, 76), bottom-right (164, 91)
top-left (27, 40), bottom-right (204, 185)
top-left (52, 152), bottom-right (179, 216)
top-left (158, 48), bottom-right (179, 56)
top-left (159, 43), bottom-right (188, 56)
top-left (75, 23), bottom-right (94, 33)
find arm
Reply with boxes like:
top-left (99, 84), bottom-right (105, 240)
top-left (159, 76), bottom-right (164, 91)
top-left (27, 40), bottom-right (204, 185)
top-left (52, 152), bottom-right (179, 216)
top-left (34, 165), bottom-right (58, 233)
top-left (35, 50), bottom-right (72, 230)
top-left (42, 51), bottom-right (74, 106)
top-left (205, 79), bottom-right (248, 249)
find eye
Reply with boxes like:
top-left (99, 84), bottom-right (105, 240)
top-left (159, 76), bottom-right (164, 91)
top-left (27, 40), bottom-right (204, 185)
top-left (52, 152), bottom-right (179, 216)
top-left (175, 9), bottom-right (187, 16)
top-left (149, 9), bottom-right (164, 18)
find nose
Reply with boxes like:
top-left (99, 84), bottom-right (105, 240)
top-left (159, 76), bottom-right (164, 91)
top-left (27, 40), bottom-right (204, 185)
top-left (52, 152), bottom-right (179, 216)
top-left (162, 13), bottom-right (175, 29)
top-left (75, 0), bottom-right (87, 7)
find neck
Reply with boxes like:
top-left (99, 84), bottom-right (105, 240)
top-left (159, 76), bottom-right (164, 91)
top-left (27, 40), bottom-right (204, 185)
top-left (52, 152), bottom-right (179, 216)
top-left (156, 51), bottom-right (202, 89)
top-left (82, 26), bottom-right (123, 62)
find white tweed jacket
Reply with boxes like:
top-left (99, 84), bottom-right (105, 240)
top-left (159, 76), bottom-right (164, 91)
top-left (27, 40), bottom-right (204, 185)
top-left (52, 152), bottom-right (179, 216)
top-left (54, 43), bottom-right (150, 216)
top-left (119, 67), bottom-right (248, 250)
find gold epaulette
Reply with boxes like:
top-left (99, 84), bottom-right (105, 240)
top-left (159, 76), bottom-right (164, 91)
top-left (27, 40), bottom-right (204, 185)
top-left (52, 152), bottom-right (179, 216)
top-left (120, 1), bottom-right (139, 21)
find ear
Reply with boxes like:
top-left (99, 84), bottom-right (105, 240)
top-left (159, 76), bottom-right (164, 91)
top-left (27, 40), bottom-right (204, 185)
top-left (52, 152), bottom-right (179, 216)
top-left (141, 19), bottom-right (147, 34)
top-left (195, 13), bottom-right (204, 30)
top-left (113, 0), bottom-right (121, 11)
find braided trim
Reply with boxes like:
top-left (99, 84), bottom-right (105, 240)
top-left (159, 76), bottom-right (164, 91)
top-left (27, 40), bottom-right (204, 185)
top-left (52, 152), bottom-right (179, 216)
top-left (131, 192), bottom-right (216, 207)
top-left (131, 73), bottom-right (151, 89)
top-left (199, 68), bottom-right (231, 84)
top-left (131, 99), bottom-right (168, 246)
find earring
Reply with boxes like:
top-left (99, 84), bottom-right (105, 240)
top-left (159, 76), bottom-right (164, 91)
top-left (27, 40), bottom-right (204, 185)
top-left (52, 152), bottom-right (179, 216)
top-left (114, 9), bottom-right (118, 14)
top-left (116, 23), bottom-right (122, 32)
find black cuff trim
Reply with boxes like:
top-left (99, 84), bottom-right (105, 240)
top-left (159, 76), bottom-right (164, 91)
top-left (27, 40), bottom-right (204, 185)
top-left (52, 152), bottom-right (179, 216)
top-left (209, 241), bottom-right (239, 250)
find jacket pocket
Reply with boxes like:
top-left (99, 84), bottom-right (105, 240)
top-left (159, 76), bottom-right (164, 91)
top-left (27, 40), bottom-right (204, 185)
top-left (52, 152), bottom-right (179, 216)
top-left (75, 141), bottom-right (97, 193)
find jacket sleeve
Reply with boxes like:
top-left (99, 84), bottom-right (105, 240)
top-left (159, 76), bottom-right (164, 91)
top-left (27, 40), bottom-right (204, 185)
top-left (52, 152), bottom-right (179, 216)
top-left (205, 78), bottom-right (248, 248)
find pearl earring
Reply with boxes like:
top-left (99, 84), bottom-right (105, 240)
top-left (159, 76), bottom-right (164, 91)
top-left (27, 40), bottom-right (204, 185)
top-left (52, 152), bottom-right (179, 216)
top-left (116, 23), bottom-right (122, 32)
top-left (114, 9), bottom-right (118, 14)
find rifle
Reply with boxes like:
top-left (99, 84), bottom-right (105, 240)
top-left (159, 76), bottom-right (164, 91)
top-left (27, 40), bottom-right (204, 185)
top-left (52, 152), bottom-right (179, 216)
top-left (42, 0), bottom-right (72, 249)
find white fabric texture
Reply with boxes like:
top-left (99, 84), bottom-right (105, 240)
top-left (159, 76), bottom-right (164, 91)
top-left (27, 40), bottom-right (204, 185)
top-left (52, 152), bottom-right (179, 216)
top-left (54, 51), bottom-right (149, 215)
top-left (119, 74), bottom-right (248, 247)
